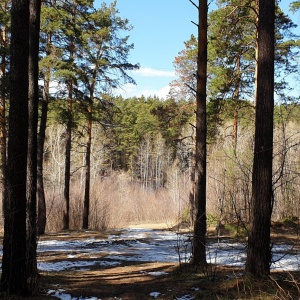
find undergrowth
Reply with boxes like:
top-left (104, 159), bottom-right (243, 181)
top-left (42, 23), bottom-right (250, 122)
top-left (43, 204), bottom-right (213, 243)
top-left (174, 265), bottom-right (300, 299)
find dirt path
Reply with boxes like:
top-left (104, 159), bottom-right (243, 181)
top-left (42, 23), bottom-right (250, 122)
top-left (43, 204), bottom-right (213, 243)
top-left (33, 223), bottom-right (300, 299)
top-left (44, 262), bottom-right (184, 300)
top-left (39, 226), bottom-right (197, 300)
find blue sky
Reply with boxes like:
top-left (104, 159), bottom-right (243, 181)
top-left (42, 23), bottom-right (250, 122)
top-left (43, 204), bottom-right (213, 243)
top-left (94, 0), bottom-right (299, 99)
top-left (95, 0), bottom-right (198, 98)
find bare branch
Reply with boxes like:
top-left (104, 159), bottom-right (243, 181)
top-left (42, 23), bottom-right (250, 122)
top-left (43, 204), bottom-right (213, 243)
top-left (189, 0), bottom-right (198, 9)
top-left (191, 20), bottom-right (198, 27)
top-left (185, 83), bottom-right (197, 94)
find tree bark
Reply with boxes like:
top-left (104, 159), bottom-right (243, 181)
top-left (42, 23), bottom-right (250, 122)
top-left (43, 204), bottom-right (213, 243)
top-left (0, 1), bottom-right (8, 218)
top-left (37, 32), bottom-right (52, 235)
top-left (63, 33), bottom-right (74, 230)
top-left (37, 71), bottom-right (49, 235)
top-left (232, 54), bottom-right (241, 154)
top-left (82, 99), bottom-right (92, 230)
top-left (246, 0), bottom-right (275, 278)
top-left (26, 0), bottom-right (41, 282)
top-left (63, 86), bottom-right (72, 230)
top-left (191, 0), bottom-right (208, 267)
top-left (0, 0), bottom-right (29, 294)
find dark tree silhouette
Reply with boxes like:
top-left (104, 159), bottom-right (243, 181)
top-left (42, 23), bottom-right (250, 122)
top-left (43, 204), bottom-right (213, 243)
top-left (191, 0), bottom-right (208, 266)
top-left (37, 35), bottom-right (50, 234)
top-left (246, 0), bottom-right (275, 278)
top-left (0, 0), bottom-right (8, 219)
top-left (1, 0), bottom-right (29, 294)
top-left (27, 0), bottom-right (41, 282)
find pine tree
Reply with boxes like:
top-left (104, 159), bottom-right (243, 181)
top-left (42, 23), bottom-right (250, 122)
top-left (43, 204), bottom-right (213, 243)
top-left (290, 1), bottom-right (300, 11)
top-left (1, 0), bottom-right (29, 294)
top-left (191, 0), bottom-right (208, 267)
top-left (78, 1), bottom-right (138, 229)
top-left (245, 0), bottom-right (275, 278)
top-left (37, 0), bottom-right (64, 234)
top-left (26, 0), bottom-right (41, 281)
top-left (0, 0), bottom-right (10, 219)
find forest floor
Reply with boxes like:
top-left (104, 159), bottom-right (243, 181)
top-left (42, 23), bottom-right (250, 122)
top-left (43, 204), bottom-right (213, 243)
top-left (1, 222), bottom-right (300, 300)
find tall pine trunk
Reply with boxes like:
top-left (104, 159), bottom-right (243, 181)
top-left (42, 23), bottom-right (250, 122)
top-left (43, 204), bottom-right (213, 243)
top-left (63, 84), bottom-right (72, 230)
top-left (82, 65), bottom-right (97, 230)
top-left (82, 99), bottom-right (92, 229)
top-left (26, 0), bottom-right (41, 282)
top-left (1, 0), bottom-right (29, 294)
top-left (37, 69), bottom-right (49, 235)
top-left (246, 0), bottom-right (275, 278)
top-left (232, 55), bottom-right (241, 154)
top-left (191, 0), bottom-right (208, 267)
top-left (37, 32), bottom-right (52, 235)
top-left (0, 1), bottom-right (7, 218)
top-left (63, 34), bottom-right (75, 230)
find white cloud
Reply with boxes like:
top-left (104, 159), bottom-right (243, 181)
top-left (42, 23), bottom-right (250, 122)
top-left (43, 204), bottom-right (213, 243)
top-left (113, 66), bottom-right (175, 99)
top-left (132, 67), bottom-right (175, 78)
top-left (114, 83), bottom-right (171, 99)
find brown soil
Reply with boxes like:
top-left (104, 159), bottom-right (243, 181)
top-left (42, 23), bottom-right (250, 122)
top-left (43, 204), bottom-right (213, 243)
top-left (37, 262), bottom-right (300, 300)
top-left (2, 223), bottom-right (300, 299)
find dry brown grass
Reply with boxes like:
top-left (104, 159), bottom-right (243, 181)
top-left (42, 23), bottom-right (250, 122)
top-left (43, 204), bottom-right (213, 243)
top-left (35, 255), bottom-right (299, 300)
top-left (44, 171), bottom-right (189, 232)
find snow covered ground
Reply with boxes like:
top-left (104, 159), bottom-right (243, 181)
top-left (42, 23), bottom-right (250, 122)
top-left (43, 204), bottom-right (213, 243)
top-left (0, 228), bottom-right (299, 299)
top-left (34, 228), bottom-right (299, 272)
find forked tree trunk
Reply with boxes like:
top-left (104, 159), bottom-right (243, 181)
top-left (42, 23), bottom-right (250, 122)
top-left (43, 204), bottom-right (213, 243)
top-left (246, 0), bottom-right (275, 278)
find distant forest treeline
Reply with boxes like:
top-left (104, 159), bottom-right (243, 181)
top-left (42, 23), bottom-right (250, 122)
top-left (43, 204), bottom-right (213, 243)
top-left (37, 94), bottom-right (300, 231)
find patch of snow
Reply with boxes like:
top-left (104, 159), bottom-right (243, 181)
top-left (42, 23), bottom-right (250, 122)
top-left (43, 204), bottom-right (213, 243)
top-left (140, 271), bottom-right (168, 276)
top-left (48, 289), bottom-right (99, 300)
top-left (38, 260), bottom-right (121, 272)
top-left (0, 228), bottom-right (298, 274)
top-left (149, 291), bottom-right (161, 298)
top-left (206, 242), bottom-right (246, 267)
top-left (175, 295), bottom-right (195, 300)
top-left (38, 238), bottom-right (108, 254)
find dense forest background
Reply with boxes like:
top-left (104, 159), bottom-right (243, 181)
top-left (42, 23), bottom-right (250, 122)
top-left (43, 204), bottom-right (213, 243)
top-left (0, 0), bottom-right (299, 233)
top-left (21, 95), bottom-right (300, 231)
top-left (8, 94), bottom-right (300, 232)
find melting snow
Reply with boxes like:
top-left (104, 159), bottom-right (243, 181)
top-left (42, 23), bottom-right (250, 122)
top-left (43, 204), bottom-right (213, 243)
top-left (0, 227), bottom-right (299, 299)
top-left (175, 295), bottom-right (195, 300)
top-left (0, 228), bottom-right (298, 271)
top-left (140, 270), bottom-right (168, 276)
top-left (48, 289), bottom-right (98, 300)
top-left (38, 259), bottom-right (121, 272)
top-left (150, 291), bottom-right (161, 298)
